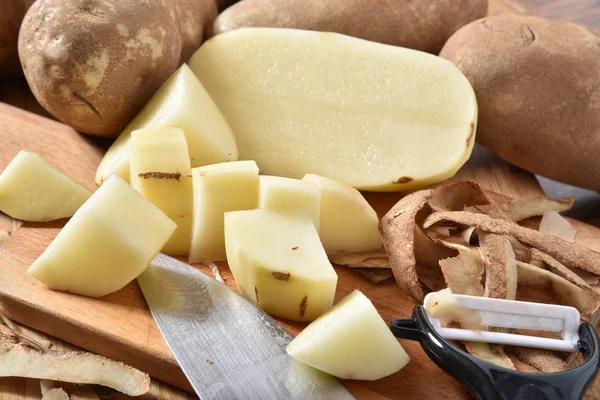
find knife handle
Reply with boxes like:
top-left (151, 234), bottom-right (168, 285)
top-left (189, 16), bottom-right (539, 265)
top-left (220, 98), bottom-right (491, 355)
top-left (391, 306), bottom-right (600, 400)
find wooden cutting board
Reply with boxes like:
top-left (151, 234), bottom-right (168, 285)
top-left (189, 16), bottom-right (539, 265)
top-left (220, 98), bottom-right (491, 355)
top-left (1, 101), bottom-right (599, 399)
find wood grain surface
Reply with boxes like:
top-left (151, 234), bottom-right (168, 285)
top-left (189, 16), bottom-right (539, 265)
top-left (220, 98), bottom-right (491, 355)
top-left (0, 100), bottom-right (598, 400)
top-left (0, 100), bottom-right (544, 399)
top-left (1, 1), bottom-right (599, 399)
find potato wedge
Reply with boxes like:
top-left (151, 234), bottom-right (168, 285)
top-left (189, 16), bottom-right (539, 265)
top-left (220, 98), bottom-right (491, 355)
top-left (287, 290), bottom-right (409, 380)
top-left (0, 151), bottom-right (91, 222)
top-left (27, 176), bottom-right (176, 298)
top-left (224, 209), bottom-right (337, 322)
top-left (95, 64), bottom-right (238, 186)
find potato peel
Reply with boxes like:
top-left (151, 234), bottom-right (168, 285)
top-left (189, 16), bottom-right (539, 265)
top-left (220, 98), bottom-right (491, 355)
top-left (464, 342), bottom-right (515, 370)
top-left (539, 211), bottom-right (577, 243)
top-left (516, 261), bottom-right (598, 315)
top-left (424, 211), bottom-right (600, 275)
top-left (384, 184), bottom-right (597, 372)
top-left (429, 180), bottom-right (508, 220)
top-left (0, 343), bottom-right (150, 396)
top-left (508, 347), bottom-right (567, 373)
top-left (491, 197), bottom-right (574, 222)
top-left (380, 190), bottom-right (432, 301)
top-left (479, 232), bottom-right (517, 300)
top-left (439, 249), bottom-right (484, 296)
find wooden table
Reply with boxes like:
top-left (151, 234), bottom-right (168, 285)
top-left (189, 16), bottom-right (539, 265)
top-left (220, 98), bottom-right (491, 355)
top-left (1, 1), bottom-right (599, 399)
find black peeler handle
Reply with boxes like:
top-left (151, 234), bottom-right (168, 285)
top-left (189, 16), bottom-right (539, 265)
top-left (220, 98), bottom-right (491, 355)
top-left (391, 306), bottom-right (600, 400)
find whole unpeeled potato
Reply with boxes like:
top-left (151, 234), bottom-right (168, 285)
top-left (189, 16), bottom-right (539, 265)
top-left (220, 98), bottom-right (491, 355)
top-left (0, 0), bottom-right (35, 79)
top-left (19, 0), bottom-right (217, 137)
top-left (213, 0), bottom-right (488, 54)
top-left (440, 16), bottom-right (600, 191)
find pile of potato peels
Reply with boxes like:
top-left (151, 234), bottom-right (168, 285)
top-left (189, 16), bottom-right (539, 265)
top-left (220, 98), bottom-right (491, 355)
top-left (342, 180), bottom-right (600, 372)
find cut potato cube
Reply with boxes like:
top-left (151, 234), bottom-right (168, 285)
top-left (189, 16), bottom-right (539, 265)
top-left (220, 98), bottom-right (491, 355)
top-left (130, 127), bottom-right (193, 255)
top-left (189, 161), bottom-right (259, 262)
top-left (0, 151), bottom-right (91, 222)
top-left (225, 209), bottom-right (337, 322)
top-left (27, 175), bottom-right (176, 298)
top-left (95, 64), bottom-right (238, 186)
top-left (258, 175), bottom-right (321, 231)
top-left (287, 290), bottom-right (410, 380)
top-left (190, 28), bottom-right (477, 191)
top-left (302, 174), bottom-right (381, 254)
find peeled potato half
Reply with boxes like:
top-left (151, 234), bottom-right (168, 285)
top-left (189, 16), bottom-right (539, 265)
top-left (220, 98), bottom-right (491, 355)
top-left (190, 28), bottom-right (477, 191)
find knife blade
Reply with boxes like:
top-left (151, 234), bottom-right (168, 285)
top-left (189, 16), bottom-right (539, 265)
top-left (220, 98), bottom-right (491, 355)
top-left (138, 253), bottom-right (355, 400)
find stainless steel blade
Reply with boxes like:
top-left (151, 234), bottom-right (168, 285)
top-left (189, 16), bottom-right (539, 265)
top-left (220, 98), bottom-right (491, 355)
top-left (138, 254), bottom-right (354, 400)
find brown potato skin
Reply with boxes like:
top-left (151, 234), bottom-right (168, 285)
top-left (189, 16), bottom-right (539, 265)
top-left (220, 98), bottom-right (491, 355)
top-left (440, 16), bottom-right (600, 191)
top-left (175, 0), bottom-right (218, 61)
top-left (0, 0), bottom-right (35, 79)
top-left (213, 0), bottom-right (488, 54)
top-left (19, 0), bottom-right (217, 137)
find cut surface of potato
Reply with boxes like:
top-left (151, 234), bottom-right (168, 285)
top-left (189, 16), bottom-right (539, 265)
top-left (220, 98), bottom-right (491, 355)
top-left (0, 151), bottom-right (91, 222)
top-left (225, 209), bottom-right (337, 322)
top-left (95, 64), bottom-right (238, 186)
top-left (130, 127), bottom-right (193, 255)
top-left (27, 175), bottom-right (176, 298)
top-left (190, 28), bottom-right (477, 191)
top-left (287, 290), bottom-right (409, 380)
top-left (302, 174), bottom-right (381, 254)
top-left (258, 175), bottom-right (321, 231)
top-left (189, 161), bottom-right (259, 262)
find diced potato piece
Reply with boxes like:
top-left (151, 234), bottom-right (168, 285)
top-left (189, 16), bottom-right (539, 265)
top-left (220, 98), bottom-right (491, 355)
top-left (130, 127), bottom-right (193, 255)
top-left (287, 290), bottom-right (410, 380)
top-left (225, 209), bottom-right (337, 322)
top-left (189, 161), bottom-right (259, 262)
top-left (0, 151), bottom-right (91, 222)
top-left (95, 64), bottom-right (238, 186)
top-left (189, 28), bottom-right (477, 191)
top-left (258, 175), bottom-right (320, 231)
top-left (302, 174), bottom-right (381, 254)
top-left (27, 176), bottom-right (176, 298)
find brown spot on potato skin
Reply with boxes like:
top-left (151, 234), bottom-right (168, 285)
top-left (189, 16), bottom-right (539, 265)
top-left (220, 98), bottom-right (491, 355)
top-left (299, 296), bottom-right (308, 318)
top-left (138, 172), bottom-right (181, 180)
top-left (521, 24), bottom-right (536, 46)
top-left (272, 272), bottom-right (291, 281)
top-left (255, 286), bottom-right (259, 303)
top-left (394, 176), bottom-right (413, 184)
top-left (466, 123), bottom-right (475, 147)
top-left (71, 91), bottom-right (101, 118)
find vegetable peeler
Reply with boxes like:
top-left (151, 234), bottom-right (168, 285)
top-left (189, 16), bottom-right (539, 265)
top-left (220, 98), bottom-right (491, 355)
top-left (390, 291), bottom-right (600, 400)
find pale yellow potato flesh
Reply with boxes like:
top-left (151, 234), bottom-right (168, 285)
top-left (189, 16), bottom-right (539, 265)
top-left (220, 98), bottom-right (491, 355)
top-left (258, 175), bottom-right (321, 232)
top-left (0, 151), bottom-right (91, 222)
top-left (189, 28), bottom-right (477, 191)
top-left (287, 290), bottom-right (410, 380)
top-left (95, 64), bottom-right (238, 186)
top-left (302, 174), bottom-right (381, 254)
top-left (189, 161), bottom-right (259, 262)
top-left (27, 176), bottom-right (176, 298)
top-left (130, 127), bottom-right (193, 256)
top-left (224, 209), bottom-right (337, 322)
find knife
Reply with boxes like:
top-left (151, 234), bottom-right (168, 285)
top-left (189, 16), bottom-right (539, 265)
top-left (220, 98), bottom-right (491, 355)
top-left (138, 253), bottom-right (355, 400)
